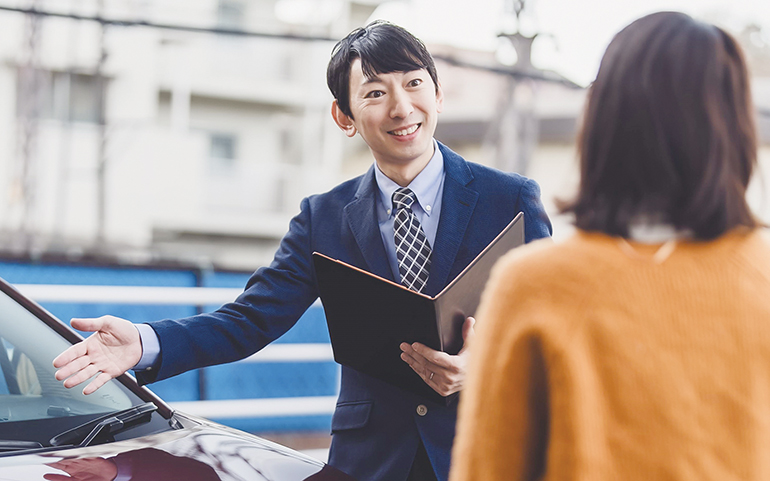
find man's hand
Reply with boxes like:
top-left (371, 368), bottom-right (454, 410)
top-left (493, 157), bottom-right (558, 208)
top-left (400, 316), bottom-right (476, 397)
top-left (53, 316), bottom-right (142, 395)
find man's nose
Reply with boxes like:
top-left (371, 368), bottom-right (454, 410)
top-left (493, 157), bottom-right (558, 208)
top-left (389, 89), bottom-right (414, 119)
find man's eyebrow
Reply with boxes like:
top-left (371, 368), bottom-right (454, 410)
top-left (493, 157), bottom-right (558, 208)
top-left (362, 75), bottom-right (383, 85)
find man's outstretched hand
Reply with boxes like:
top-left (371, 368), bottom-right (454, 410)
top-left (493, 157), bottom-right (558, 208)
top-left (53, 316), bottom-right (142, 395)
top-left (400, 316), bottom-right (476, 397)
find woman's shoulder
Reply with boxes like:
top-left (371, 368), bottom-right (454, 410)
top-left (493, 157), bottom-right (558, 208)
top-left (480, 233), bottom-right (611, 311)
top-left (494, 231), bottom-right (612, 275)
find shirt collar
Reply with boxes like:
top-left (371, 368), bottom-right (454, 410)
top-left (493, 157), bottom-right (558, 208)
top-left (374, 139), bottom-right (444, 218)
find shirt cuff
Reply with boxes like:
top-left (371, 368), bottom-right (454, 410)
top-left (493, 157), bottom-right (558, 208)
top-left (133, 323), bottom-right (161, 371)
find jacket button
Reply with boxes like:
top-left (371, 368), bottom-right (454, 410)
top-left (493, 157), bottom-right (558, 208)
top-left (416, 404), bottom-right (428, 416)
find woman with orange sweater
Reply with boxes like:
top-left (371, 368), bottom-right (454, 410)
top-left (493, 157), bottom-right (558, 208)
top-left (450, 11), bottom-right (769, 481)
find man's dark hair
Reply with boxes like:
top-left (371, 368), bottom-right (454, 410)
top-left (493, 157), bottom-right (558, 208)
top-left (327, 21), bottom-right (439, 119)
top-left (560, 11), bottom-right (758, 240)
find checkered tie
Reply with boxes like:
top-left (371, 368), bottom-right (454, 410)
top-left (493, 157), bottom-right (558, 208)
top-left (392, 187), bottom-right (432, 293)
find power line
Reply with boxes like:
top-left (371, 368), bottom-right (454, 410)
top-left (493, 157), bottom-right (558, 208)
top-left (0, 5), bottom-right (338, 42)
top-left (434, 54), bottom-right (583, 89)
top-left (0, 5), bottom-right (585, 87)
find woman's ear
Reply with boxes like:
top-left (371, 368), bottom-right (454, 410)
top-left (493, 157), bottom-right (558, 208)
top-left (331, 100), bottom-right (357, 137)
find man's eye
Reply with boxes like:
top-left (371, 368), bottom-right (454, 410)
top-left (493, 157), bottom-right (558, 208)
top-left (408, 79), bottom-right (423, 87)
top-left (365, 90), bottom-right (384, 98)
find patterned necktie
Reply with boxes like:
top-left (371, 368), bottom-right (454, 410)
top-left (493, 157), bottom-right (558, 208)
top-left (392, 187), bottom-right (432, 293)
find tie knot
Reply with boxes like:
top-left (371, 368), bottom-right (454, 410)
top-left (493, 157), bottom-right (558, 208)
top-left (392, 188), bottom-right (416, 212)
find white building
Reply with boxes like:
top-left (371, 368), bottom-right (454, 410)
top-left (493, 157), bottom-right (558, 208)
top-left (1, 1), bottom-right (769, 271)
top-left (0, 0), bottom-right (388, 268)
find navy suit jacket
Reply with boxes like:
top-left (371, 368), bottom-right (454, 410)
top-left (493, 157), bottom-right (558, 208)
top-left (137, 143), bottom-right (552, 481)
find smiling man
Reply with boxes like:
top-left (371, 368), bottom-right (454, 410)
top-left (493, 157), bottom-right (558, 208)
top-left (53, 21), bottom-right (552, 481)
top-left (331, 59), bottom-right (441, 187)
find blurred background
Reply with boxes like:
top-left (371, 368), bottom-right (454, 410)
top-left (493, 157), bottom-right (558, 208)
top-left (1, 0), bottom-right (769, 460)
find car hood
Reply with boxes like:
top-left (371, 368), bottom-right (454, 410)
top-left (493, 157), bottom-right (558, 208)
top-left (0, 412), bottom-right (354, 481)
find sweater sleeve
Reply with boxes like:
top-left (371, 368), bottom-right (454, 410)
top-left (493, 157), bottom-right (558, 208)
top-left (450, 252), bottom-right (550, 481)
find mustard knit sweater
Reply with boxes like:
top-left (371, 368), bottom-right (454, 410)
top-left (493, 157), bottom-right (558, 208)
top-left (450, 229), bottom-right (770, 481)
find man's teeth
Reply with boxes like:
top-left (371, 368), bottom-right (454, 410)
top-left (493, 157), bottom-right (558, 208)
top-left (391, 124), bottom-right (419, 136)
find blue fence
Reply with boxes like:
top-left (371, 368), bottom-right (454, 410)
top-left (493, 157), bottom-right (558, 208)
top-left (0, 259), bottom-right (338, 433)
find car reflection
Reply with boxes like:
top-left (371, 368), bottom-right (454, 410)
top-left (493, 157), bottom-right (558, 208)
top-left (44, 448), bottom-right (220, 481)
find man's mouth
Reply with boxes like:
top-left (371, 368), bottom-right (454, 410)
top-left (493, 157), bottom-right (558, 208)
top-left (389, 124), bottom-right (420, 136)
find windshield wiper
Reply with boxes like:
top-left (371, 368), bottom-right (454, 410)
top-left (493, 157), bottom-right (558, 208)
top-left (0, 440), bottom-right (44, 452)
top-left (49, 402), bottom-right (158, 448)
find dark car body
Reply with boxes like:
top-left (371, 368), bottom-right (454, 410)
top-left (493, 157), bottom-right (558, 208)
top-left (0, 277), bottom-right (354, 481)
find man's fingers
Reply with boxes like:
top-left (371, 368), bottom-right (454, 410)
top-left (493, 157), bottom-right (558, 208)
top-left (410, 342), bottom-right (451, 366)
top-left (400, 350), bottom-right (425, 371)
top-left (62, 364), bottom-right (100, 389)
top-left (54, 354), bottom-right (91, 381)
top-left (52, 342), bottom-right (87, 369)
top-left (83, 372), bottom-right (115, 396)
top-left (69, 317), bottom-right (107, 333)
top-left (402, 341), bottom-right (466, 395)
top-left (402, 351), bottom-right (439, 383)
top-left (53, 315), bottom-right (139, 395)
top-left (401, 348), bottom-right (445, 382)
top-left (400, 343), bottom-right (430, 369)
top-left (53, 317), bottom-right (109, 370)
top-left (401, 350), bottom-right (430, 376)
top-left (402, 342), bottom-right (454, 372)
top-left (401, 343), bottom-right (462, 395)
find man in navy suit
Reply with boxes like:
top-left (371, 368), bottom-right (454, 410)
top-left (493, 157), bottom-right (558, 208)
top-left (54, 21), bottom-right (551, 481)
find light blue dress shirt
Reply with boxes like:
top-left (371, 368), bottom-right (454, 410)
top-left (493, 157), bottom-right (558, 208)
top-left (134, 139), bottom-right (446, 371)
top-left (134, 323), bottom-right (160, 370)
top-left (374, 139), bottom-right (445, 281)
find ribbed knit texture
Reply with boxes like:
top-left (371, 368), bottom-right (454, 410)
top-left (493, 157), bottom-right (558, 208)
top-left (450, 228), bottom-right (770, 481)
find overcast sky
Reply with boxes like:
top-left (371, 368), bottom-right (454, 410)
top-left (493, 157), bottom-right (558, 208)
top-left (366, 0), bottom-right (770, 86)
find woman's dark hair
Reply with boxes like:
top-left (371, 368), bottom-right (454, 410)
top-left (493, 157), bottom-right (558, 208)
top-left (560, 11), bottom-right (758, 240)
top-left (327, 21), bottom-right (439, 119)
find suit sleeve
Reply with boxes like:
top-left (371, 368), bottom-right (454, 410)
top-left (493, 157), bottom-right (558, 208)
top-left (137, 197), bottom-right (319, 384)
top-left (518, 178), bottom-right (553, 243)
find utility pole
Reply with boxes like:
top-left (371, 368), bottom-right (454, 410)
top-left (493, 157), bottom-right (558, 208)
top-left (488, 0), bottom-right (540, 176)
top-left (95, 0), bottom-right (109, 248)
top-left (14, 0), bottom-right (43, 252)
top-left (52, 19), bottom-right (79, 241)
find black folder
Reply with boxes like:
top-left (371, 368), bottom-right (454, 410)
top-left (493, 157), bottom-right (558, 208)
top-left (313, 212), bottom-right (525, 404)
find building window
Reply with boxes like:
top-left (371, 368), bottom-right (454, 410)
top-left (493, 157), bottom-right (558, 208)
top-left (67, 73), bottom-right (103, 123)
top-left (16, 70), bottom-right (104, 124)
top-left (273, 176), bottom-right (286, 213)
top-left (217, 0), bottom-right (246, 30)
top-left (210, 133), bottom-right (237, 161)
top-left (280, 127), bottom-right (302, 165)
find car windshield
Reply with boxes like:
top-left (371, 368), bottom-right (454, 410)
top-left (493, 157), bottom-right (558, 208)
top-left (0, 283), bottom-right (157, 448)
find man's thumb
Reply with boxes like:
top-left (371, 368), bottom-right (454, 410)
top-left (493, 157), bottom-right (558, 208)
top-left (69, 317), bottom-right (107, 333)
top-left (460, 316), bottom-right (476, 352)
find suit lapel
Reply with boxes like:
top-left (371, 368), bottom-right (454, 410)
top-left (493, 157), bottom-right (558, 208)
top-left (425, 144), bottom-right (478, 296)
top-left (343, 167), bottom-right (394, 281)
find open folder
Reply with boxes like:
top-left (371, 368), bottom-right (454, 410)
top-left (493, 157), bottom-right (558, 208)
top-left (312, 212), bottom-right (525, 405)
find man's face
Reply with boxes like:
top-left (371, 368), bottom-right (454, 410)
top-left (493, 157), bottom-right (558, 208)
top-left (334, 59), bottom-right (443, 173)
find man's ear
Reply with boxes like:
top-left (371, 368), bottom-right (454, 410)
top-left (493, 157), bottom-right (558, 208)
top-left (435, 80), bottom-right (445, 114)
top-left (331, 100), bottom-right (357, 137)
